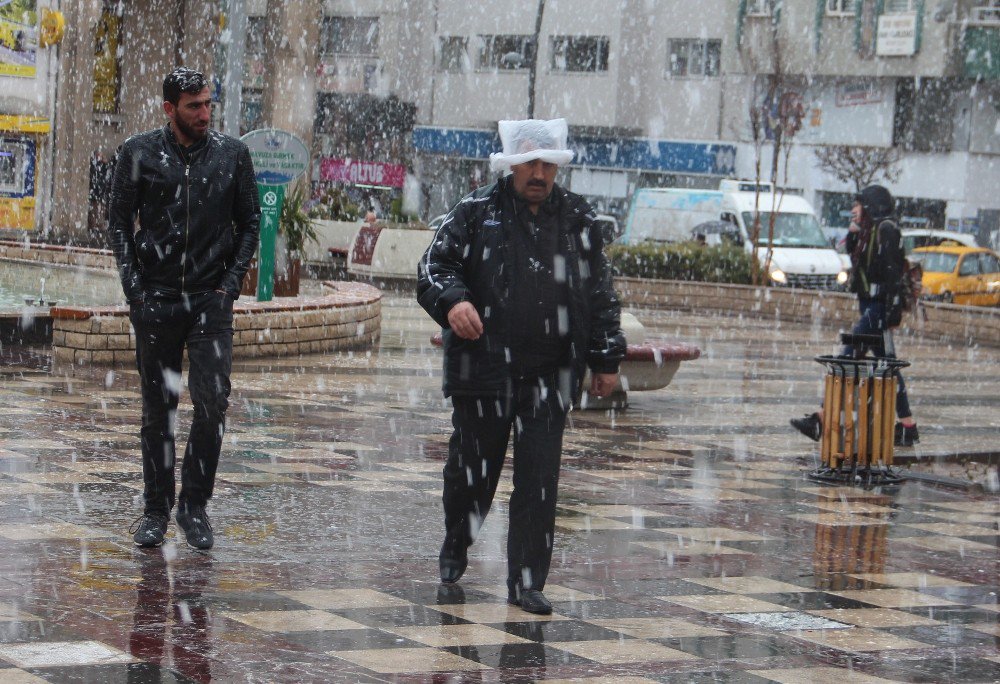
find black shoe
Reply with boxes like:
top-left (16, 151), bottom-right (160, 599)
top-left (130, 512), bottom-right (168, 548)
top-left (175, 504), bottom-right (214, 550)
top-left (508, 587), bottom-right (552, 615)
top-left (790, 413), bottom-right (822, 442)
top-left (894, 422), bottom-right (919, 447)
top-left (439, 541), bottom-right (468, 584)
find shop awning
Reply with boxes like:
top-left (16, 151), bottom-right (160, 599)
top-left (412, 126), bottom-right (736, 176)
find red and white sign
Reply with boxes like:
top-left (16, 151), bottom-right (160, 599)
top-left (320, 158), bottom-right (406, 188)
top-left (836, 82), bottom-right (884, 107)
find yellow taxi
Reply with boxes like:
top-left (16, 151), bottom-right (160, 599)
top-left (911, 245), bottom-right (1000, 306)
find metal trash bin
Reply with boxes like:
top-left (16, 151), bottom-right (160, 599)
top-left (808, 335), bottom-right (909, 487)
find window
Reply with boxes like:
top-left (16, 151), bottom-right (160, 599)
top-left (438, 36), bottom-right (468, 72)
top-left (959, 255), bottom-right (979, 276)
top-left (240, 89), bottom-right (264, 136)
top-left (550, 36), bottom-right (610, 72)
top-left (476, 34), bottom-right (535, 70)
top-left (320, 16), bottom-right (379, 56)
top-left (668, 39), bottom-right (721, 77)
top-left (885, 0), bottom-right (916, 12)
top-left (980, 253), bottom-right (1000, 275)
top-left (746, 0), bottom-right (775, 15)
top-left (245, 16), bottom-right (266, 56)
top-left (921, 252), bottom-right (959, 274)
top-left (972, 1), bottom-right (1000, 23)
top-left (826, 0), bottom-right (855, 15)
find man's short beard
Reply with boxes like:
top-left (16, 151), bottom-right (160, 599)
top-left (175, 117), bottom-right (207, 141)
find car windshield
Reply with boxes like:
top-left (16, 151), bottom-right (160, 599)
top-left (742, 212), bottom-right (829, 247)
top-left (918, 251), bottom-right (960, 274)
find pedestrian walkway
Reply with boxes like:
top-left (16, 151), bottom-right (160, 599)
top-left (0, 293), bottom-right (996, 683)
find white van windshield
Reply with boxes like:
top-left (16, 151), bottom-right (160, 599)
top-left (742, 212), bottom-right (830, 248)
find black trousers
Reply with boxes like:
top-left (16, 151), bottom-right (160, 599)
top-left (443, 376), bottom-right (569, 593)
top-left (130, 291), bottom-right (234, 515)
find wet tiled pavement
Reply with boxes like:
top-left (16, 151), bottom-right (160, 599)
top-left (0, 292), bottom-right (997, 683)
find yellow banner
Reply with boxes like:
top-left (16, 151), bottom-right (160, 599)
top-left (0, 115), bottom-right (50, 133)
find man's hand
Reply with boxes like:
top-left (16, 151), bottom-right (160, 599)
top-left (447, 301), bottom-right (483, 340)
top-left (589, 373), bottom-right (618, 398)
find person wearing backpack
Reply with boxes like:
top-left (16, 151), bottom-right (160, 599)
top-left (791, 184), bottom-right (919, 447)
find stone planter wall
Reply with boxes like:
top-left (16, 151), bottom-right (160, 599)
top-left (616, 277), bottom-right (1000, 348)
top-left (50, 282), bottom-right (382, 366)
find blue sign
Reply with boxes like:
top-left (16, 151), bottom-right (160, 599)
top-left (412, 126), bottom-right (736, 176)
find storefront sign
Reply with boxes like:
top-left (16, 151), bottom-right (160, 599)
top-left (836, 82), bottom-right (884, 107)
top-left (320, 158), bottom-right (406, 188)
top-left (0, 0), bottom-right (37, 78)
top-left (412, 126), bottom-right (738, 177)
top-left (876, 14), bottom-right (917, 56)
top-left (242, 129), bottom-right (309, 186)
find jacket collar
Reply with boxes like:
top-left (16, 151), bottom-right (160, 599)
top-left (501, 176), bottom-right (562, 218)
top-left (163, 123), bottom-right (210, 156)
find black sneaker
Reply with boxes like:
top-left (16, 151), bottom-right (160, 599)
top-left (790, 413), bottom-right (822, 442)
top-left (894, 423), bottom-right (919, 447)
top-left (130, 512), bottom-right (168, 548)
top-left (175, 504), bottom-right (214, 550)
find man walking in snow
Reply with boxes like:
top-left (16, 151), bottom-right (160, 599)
top-left (417, 118), bottom-right (625, 614)
top-left (108, 67), bottom-right (260, 550)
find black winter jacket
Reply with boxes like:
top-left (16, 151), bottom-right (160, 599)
top-left (846, 219), bottom-right (904, 305)
top-left (107, 125), bottom-right (260, 302)
top-left (417, 177), bottom-right (626, 399)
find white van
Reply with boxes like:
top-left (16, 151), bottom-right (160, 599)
top-left (624, 180), bottom-right (848, 290)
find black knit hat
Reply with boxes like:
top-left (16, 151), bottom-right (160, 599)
top-left (855, 185), bottom-right (895, 222)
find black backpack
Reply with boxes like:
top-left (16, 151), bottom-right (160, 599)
top-left (876, 220), bottom-right (920, 328)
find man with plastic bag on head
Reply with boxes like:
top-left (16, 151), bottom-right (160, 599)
top-left (417, 118), bottom-right (626, 615)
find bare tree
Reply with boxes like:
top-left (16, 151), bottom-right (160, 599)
top-left (738, 9), bottom-right (804, 286)
top-left (813, 145), bottom-right (902, 193)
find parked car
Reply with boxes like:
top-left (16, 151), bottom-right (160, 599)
top-left (901, 228), bottom-right (977, 254)
top-left (912, 245), bottom-right (1000, 306)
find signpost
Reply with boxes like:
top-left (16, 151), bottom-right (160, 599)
top-left (240, 128), bottom-right (309, 301)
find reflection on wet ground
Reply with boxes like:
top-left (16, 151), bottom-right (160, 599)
top-left (0, 293), bottom-right (997, 682)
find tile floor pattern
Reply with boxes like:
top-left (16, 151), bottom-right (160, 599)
top-left (0, 293), bottom-right (996, 683)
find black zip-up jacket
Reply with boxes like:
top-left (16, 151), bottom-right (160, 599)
top-left (417, 177), bottom-right (626, 399)
top-left (107, 125), bottom-right (260, 302)
top-left (846, 219), bottom-right (904, 304)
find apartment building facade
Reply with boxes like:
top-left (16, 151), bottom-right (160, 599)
top-left (25, 0), bottom-right (1000, 244)
top-left (403, 0), bottom-right (738, 218)
top-left (726, 0), bottom-right (1000, 241)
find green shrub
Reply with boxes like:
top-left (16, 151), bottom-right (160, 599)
top-left (606, 242), bottom-right (753, 284)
